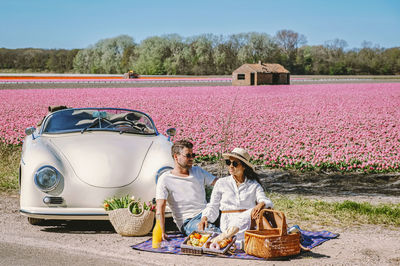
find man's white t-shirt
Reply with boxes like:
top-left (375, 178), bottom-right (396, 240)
top-left (156, 166), bottom-right (215, 229)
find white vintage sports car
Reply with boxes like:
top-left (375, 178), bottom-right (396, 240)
top-left (20, 107), bottom-right (175, 224)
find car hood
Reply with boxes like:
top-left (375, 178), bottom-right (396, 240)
top-left (48, 133), bottom-right (153, 188)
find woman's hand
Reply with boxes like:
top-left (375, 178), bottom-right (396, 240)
top-left (251, 202), bottom-right (265, 220)
top-left (197, 216), bottom-right (208, 231)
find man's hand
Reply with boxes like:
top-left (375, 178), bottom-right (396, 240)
top-left (197, 216), bottom-right (208, 231)
top-left (156, 199), bottom-right (167, 241)
top-left (162, 232), bottom-right (170, 241)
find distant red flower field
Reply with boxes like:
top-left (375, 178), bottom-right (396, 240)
top-left (1, 83), bottom-right (399, 172)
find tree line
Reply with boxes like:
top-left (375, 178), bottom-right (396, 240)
top-left (1, 30), bottom-right (399, 75)
top-left (0, 48), bottom-right (79, 73)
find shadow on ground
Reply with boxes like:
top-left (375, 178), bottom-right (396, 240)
top-left (38, 217), bottom-right (179, 234)
top-left (259, 170), bottom-right (400, 197)
top-left (201, 163), bottom-right (400, 197)
top-left (39, 220), bottom-right (116, 234)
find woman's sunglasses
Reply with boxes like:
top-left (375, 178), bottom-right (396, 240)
top-left (225, 160), bottom-right (241, 167)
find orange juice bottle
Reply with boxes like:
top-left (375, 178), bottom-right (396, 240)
top-left (152, 214), bottom-right (162, 248)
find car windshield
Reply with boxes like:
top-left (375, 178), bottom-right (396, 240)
top-left (42, 108), bottom-right (157, 135)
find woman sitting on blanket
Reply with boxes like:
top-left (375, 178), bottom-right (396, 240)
top-left (198, 147), bottom-right (274, 242)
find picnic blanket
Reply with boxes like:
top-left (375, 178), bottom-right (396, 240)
top-left (131, 229), bottom-right (339, 260)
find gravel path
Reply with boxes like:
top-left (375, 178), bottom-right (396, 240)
top-left (1, 77), bottom-right (399, 90)
top-left (0, 81), bottom-right (232, 90)
top-left (1, 192), bottom-right (400, 266)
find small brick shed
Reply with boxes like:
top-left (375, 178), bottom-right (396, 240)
top-left (232, 62), bottom-right (290, 86)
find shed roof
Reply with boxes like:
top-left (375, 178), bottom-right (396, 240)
top-left (233, 63), bottom-right (289, 73)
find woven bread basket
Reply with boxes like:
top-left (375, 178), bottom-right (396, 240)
top-left (244, 209), bottom-right (300, 258)
top-left (108, 202), bottom-right (155, 236)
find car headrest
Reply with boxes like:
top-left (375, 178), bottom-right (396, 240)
top-left (48, 105), bottom-right (68, 112)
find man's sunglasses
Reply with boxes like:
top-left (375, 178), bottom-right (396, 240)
top-left (225, 160), bottom-right (241, 167)
top-left (181, 153), bottom-right (197, 159)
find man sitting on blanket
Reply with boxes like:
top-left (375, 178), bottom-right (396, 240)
top-left (156, 139), bottom-right (220, 240)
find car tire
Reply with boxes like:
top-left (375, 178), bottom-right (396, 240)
top-left (27, 217), bottom-right (44, 225)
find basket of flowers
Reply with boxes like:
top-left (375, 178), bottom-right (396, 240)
top-left (103, 195), bottom-right (155, 236)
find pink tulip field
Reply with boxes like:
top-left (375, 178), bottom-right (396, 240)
top-left (1, 83), bottom-right (399, 172)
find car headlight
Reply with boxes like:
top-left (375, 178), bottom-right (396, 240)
top-left (34, 166), bottom-right (61, 192)
top-left (155, 166), bottom-right (173, 184)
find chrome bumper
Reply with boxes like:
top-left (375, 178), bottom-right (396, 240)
top-left (20, 207), bottom-right (172, 220)
top-left (20, 208), bottom-right (109, 220)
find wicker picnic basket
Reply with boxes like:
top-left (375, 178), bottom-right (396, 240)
top-left (108, 202), bottom-right (154, 236)
top-left (244, 209), bottom-right (300, 259)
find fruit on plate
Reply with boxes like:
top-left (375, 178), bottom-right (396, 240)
top-left (187, 233), bottom-right (210, 247)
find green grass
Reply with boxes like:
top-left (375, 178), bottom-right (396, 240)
top-left (269, 193), bottom-right (400, 228)
top-left (0, 143), bottom-right (20, 191)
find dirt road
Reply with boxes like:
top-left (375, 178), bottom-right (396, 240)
top-left (1, 75), bottom-right (399, 90)
top-left (1, 192), bottom-right (400, 266)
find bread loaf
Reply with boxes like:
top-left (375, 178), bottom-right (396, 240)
top-left (211, 226), bottom-right (239, 244)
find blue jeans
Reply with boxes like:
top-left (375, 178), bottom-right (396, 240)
top-left (181, 212), bottom-right (221, 236)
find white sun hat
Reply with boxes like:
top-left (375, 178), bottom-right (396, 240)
top-left (222, 147), bottom-right (254, 170)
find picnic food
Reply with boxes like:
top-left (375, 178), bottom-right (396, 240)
top-left (186, 232), bottom-right (211, 247)
top-left (209, 237), bottom-right (233, 250)
top-left (206, 226), bottom-right (239, 250)
top-left (218, 237), bottom-right (233, 248)
top-left (211, 226), bottom-right (239, 244)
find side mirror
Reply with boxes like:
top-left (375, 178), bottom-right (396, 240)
top-left (166, 128), bottom-right (176, 141)
top-left (25, 127), bottom-right (36, 136)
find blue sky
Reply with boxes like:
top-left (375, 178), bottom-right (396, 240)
top-left (0, 0), bottom-right (399, 49)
